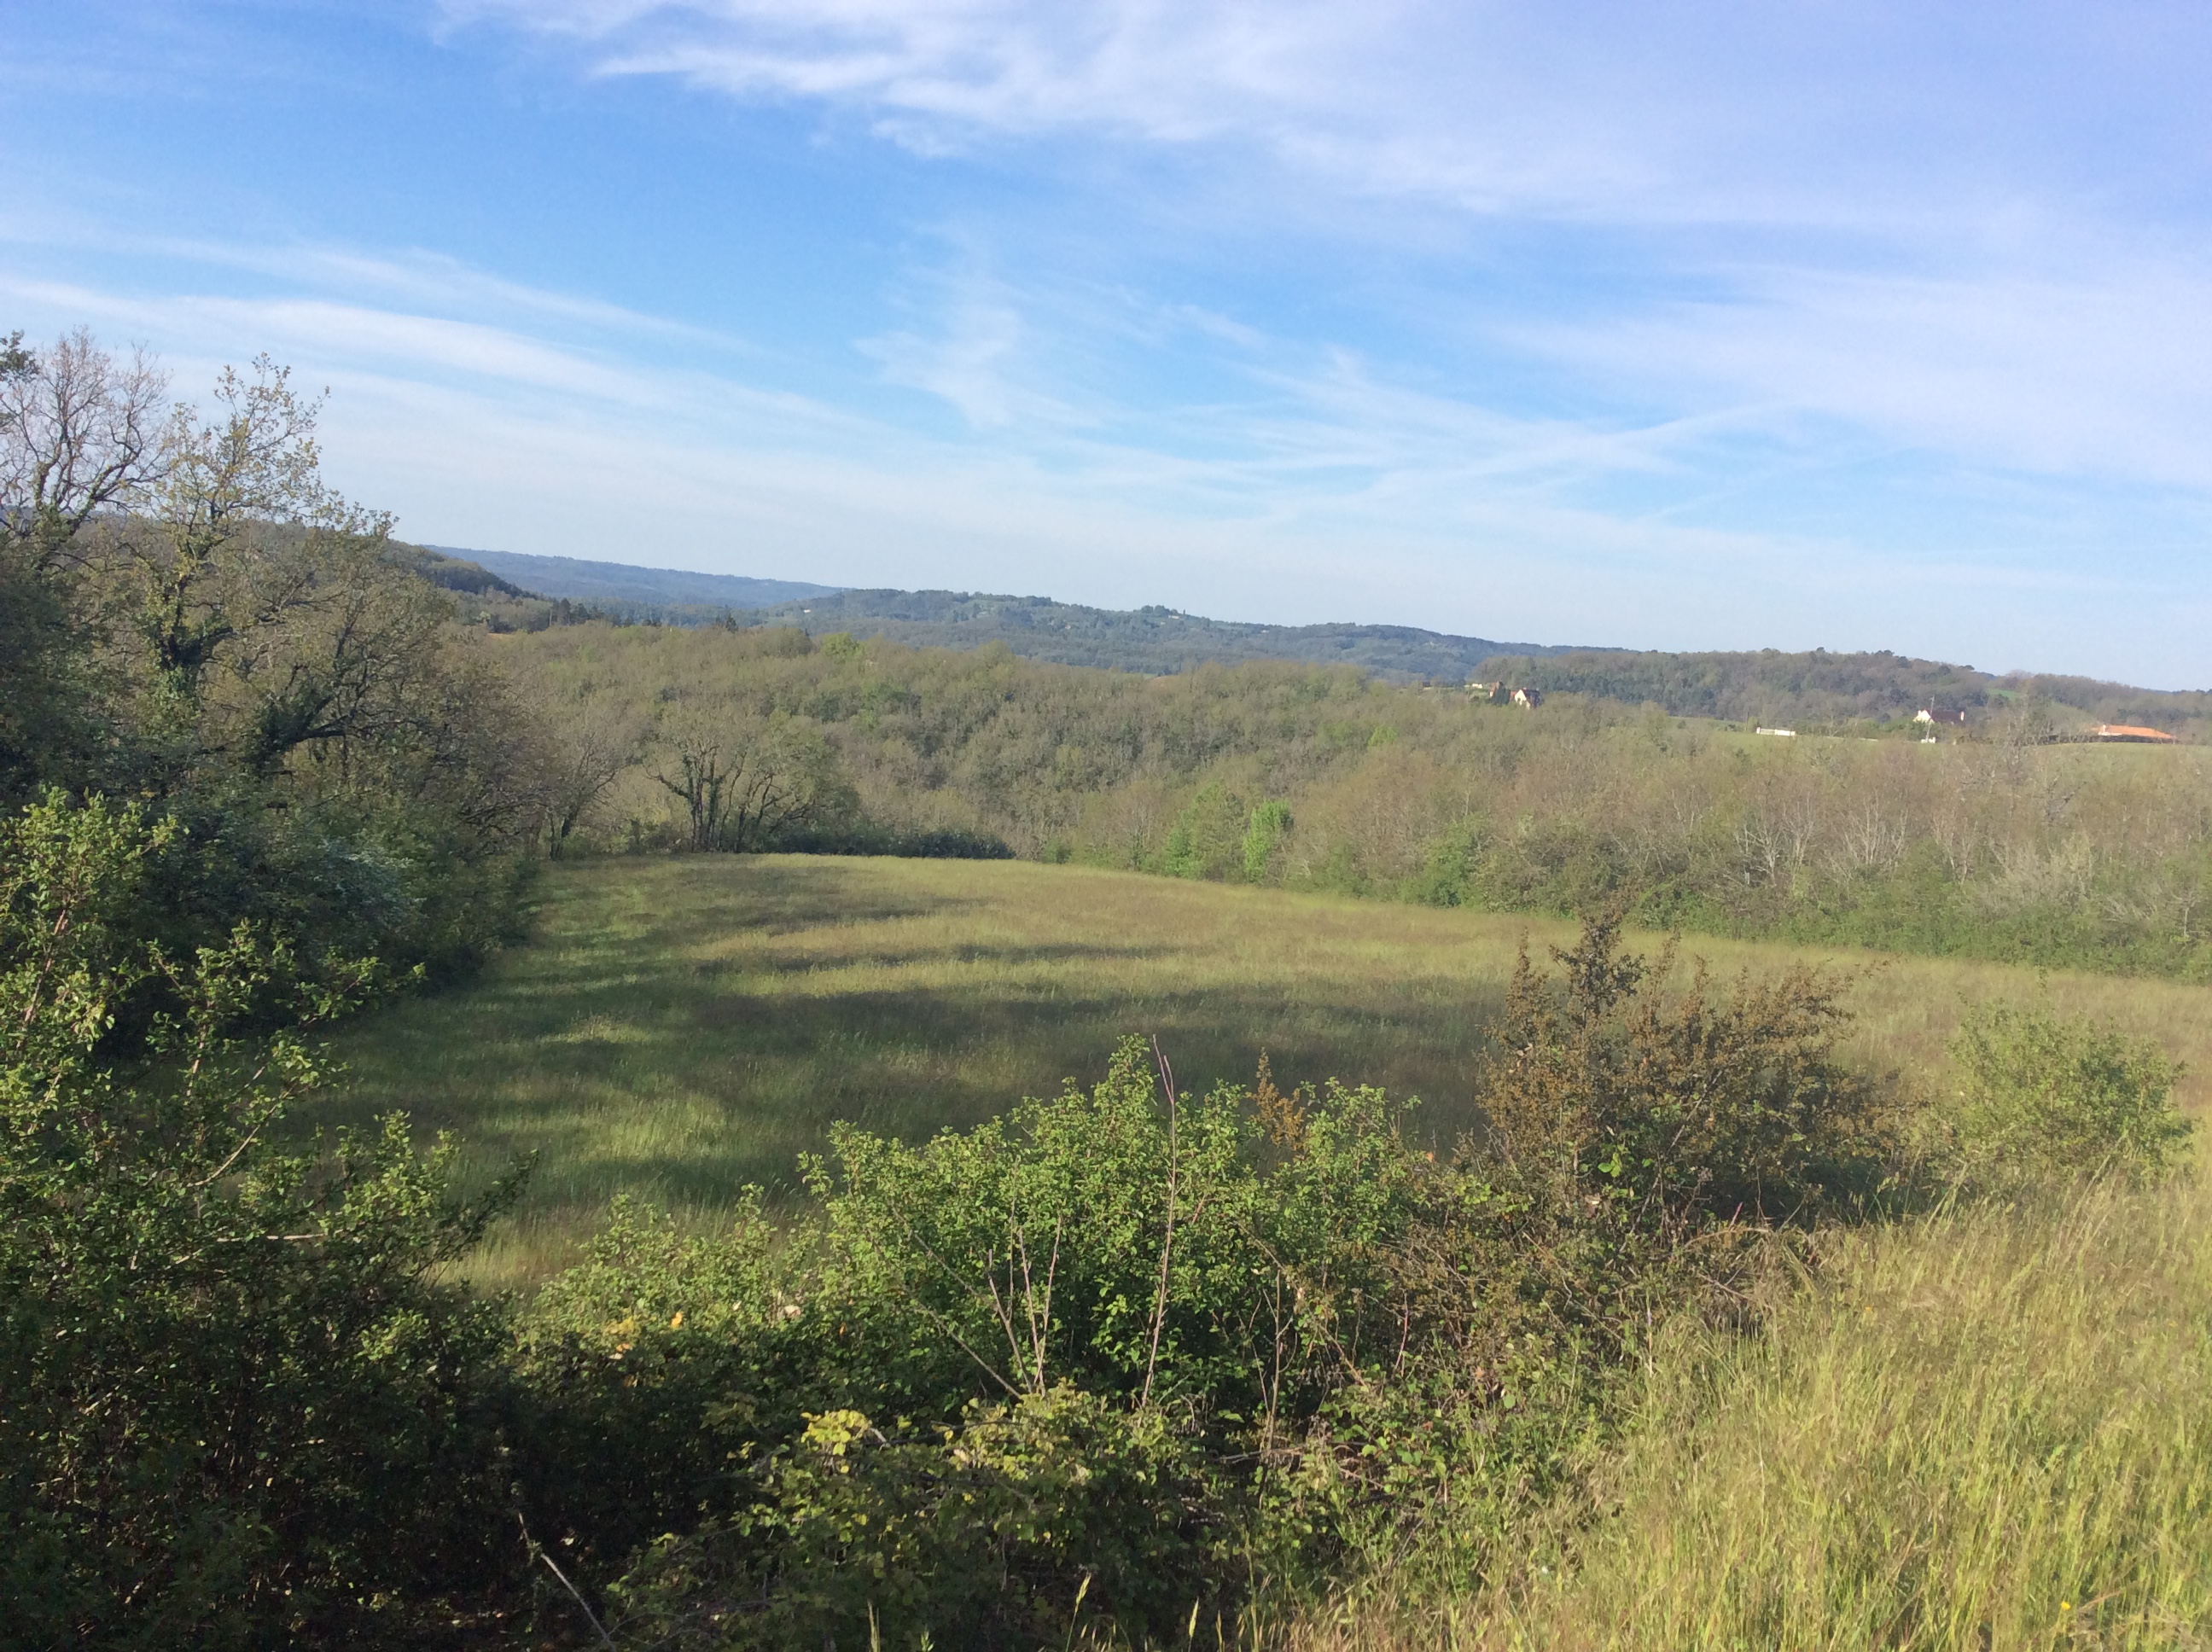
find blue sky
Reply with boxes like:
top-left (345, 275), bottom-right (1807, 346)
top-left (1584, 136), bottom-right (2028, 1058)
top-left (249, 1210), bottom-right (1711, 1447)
top-left (6, 1), bottom-right (2210, 685)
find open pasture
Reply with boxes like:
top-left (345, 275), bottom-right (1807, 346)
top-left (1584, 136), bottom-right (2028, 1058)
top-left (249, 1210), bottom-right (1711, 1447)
top-left (315, 855), bottom-right (2212, 1283)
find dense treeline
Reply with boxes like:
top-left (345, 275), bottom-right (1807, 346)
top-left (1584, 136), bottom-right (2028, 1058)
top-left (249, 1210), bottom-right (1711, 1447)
top-left (511, 622), bottom-right (2212, 978)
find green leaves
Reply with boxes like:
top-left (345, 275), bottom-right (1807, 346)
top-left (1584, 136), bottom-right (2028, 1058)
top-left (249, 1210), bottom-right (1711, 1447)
top-left (0, 793), bottom-right (520, 1645)
top-left (1943, 999), bottom-right (2191, 1189)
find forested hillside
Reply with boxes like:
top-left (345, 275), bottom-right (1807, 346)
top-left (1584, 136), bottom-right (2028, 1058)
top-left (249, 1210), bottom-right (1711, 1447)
top-left (728, 586), bottom-right (1580, 678)
top-left (511, 622), bottom-right (2212, 978)
top-left (420, 546), bottom-right (2209, 725)
top-left (441, 545), bottom-right (840, 612)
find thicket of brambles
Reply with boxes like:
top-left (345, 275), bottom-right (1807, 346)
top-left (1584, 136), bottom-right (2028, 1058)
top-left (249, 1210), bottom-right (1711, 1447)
top-left (3, 329), bottom-right (2202, 1646)
top-left (510, 621), bottom-right (2212, 980)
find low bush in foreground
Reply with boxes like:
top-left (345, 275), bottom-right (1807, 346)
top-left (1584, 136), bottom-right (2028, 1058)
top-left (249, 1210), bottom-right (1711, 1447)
top-left (512, 909), bottom-right (1906, 1647)
top-left (0, 797), bottom-right (521, 1648)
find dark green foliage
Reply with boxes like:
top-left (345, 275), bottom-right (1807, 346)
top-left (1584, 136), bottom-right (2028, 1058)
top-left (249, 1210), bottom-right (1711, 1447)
top-left (0, 542), bottom-right (89, 801)
top-left (509, 1195), bottom-right (802, 1584)
top-left (0, 796), bottom-right (519, 1648)
top-left (765, 820), bottom-right (1016, 859)
top-left (609, 1389), bottom-right (1220, 1651)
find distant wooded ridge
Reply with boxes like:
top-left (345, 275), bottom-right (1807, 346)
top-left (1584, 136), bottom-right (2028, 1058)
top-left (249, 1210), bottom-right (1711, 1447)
top-left (428, 546), bottom-right (839, 609)
top-left (411, 544), bottom-right (2208, 727)
top-left (422, 545), bottom-right (1592, 678)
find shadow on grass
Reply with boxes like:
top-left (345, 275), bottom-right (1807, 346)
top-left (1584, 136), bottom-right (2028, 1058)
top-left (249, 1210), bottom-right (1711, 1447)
top-left (313, 856), bottom-right (1513, 1275)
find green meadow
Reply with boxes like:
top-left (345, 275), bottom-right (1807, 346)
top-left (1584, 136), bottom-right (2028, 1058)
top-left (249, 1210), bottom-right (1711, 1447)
top-left (317, 853), bottom-right (2212, 1287)
top-left (312, 852), bottom-right (2212, 1641)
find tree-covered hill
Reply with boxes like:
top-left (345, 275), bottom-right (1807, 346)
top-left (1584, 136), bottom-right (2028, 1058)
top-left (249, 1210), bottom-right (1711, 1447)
top-left (725, 586), bottom-right (1586, 678)
top-left (422, 550), bottom-right (1592, 674)
top-left (407, 546), bottom-right (2209, 727)
top-left (435, 546), bottom-right (840, 611)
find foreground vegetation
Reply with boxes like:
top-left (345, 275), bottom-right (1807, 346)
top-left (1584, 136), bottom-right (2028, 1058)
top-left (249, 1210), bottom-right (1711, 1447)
top-left (1282, 1166), bottom-right (2212, 1650)
top-left (18, 801), bottom-right (2205, 1647)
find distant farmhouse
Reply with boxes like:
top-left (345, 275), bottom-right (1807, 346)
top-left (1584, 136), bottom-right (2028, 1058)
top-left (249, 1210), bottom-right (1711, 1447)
top-left (1467, 682), bottom-right (1545, 707)
top-left (1914, 707), bottom-right (1969, 727)
top-left (2092, 724), bottom-right (2179, 743)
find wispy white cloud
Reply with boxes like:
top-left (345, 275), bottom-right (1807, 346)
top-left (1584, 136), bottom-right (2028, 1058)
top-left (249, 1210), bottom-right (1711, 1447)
top-left (9, 0), bottom-right (2211, 691)
top-left (0, 230), bottom-right (1858, 627)
top-left (1521, 254), bottom-right (2212, 491)
top-left (40, 254), bottom-right (2202, 682)
top-left (437, 0), bottom-right (2212, 227)
top-left (433, 0), bottom-right (2212, 503)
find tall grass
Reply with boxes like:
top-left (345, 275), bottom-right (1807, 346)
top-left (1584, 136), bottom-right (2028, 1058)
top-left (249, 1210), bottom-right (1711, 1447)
top-left (298, 852), bottom-right (2212, 1639)
top-left (1284, 1166), bottom-right (2212, 1650)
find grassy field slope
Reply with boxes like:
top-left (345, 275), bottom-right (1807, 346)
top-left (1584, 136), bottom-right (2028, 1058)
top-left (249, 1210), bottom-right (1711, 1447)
top-left (316, 856), bottom-right (2212, 1285)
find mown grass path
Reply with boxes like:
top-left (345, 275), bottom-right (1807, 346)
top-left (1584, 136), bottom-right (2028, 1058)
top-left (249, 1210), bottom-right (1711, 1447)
top-left (312, 856), bottom-right (2212, 1283)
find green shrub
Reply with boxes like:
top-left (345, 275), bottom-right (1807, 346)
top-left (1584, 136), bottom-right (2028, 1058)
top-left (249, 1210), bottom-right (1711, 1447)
top-left (608, 1387), bottom-right (1220, 1650)
top-left (1242, 800), bottom-right (1294, 882)
top-left (0, 794), bottom-right (519, 1648)
top-left (512, 1195), bottom-right (806, 1580)
top-left (541, 917), bottom-right (1903, 1642)
top-left (1481, 907), bottom-right (1896, 1238)
top-left (1944, 1000), bottom-right (2190, 1188)
top-left (1159, 782), bottom-right (1251, 881)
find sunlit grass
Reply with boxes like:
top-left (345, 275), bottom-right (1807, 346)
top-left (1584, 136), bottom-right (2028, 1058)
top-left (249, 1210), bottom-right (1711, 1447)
top-left (1283, 1161), bottom-right (2212, 1651)
top-left (1522, 1168), bottom-right (2212, 1649)
top-left (310, 854), bottom-right (2212, 1287)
